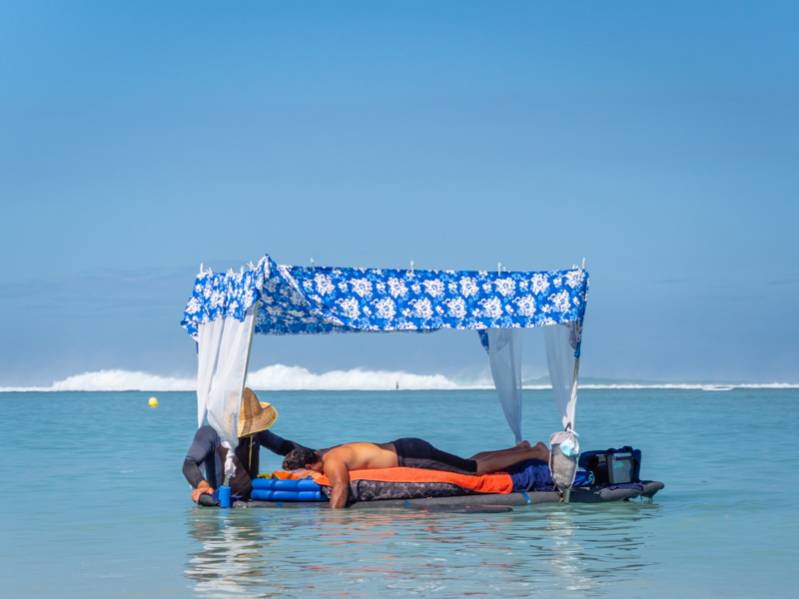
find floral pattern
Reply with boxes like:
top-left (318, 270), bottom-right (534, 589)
top-left (181, 255), bottom-right (589, 338)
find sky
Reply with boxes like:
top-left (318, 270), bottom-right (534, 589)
top-left (1, 1), bottom-right (797, 387)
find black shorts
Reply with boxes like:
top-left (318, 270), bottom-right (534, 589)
top-left (391, 437), bottom-right (477, 474)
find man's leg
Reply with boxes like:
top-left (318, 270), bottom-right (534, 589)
top-left (473, 442), bottom-right (550, 475)
top-left (470, 440), bottom-right (531, 461)
top-left (392, 437), bottom-right (549, 475)
top-left (393, 437), bottom-right (478, 474)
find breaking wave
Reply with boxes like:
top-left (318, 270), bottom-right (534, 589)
top-left (246, 364), bottom-right (460, 390)
top-left (0, 367), bottom-right (796, 392)
top-left (0, 365), bottom-right (463, 392)
top-left (0, 370), bottom-right (196, 392)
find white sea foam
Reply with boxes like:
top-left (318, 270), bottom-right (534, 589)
top-left (0, 365), bottom-right (462, 392)
top-left (0, 367), bottom-right (796, 392)
top-left (0, 369), bottom-right (196, 392)
top-left (247, 364), bottom-right (460, 391)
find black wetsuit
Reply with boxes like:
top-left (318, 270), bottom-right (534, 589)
top-left (183, 425), bottom-right (305, 497)
top-left (391, 437), bottom-right (477, 474)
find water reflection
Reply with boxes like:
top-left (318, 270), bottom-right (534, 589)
top-left (185, 510), bottom-right (270, 597)
top-left (185, 500), bottom-right (662, 597)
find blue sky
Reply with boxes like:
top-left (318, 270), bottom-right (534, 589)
top-left (1, 2), bottom-right (797, 385)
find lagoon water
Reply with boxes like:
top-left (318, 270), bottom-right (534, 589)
top-left (1, 389), bottom-right (796, 597)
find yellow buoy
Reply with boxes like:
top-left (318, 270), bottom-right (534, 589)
top-left (148, 396), bottom-right (159, 409)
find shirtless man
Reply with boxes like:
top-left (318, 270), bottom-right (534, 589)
top-left (282, 437), bottom-right (549, 508)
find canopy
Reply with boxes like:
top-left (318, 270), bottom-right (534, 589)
top-left (181, 254), bottom-right (589, 472)
top-left (182, 255), bottom-right (588, 337)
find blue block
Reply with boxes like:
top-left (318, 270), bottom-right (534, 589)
top-left (251, 488), bottom-right (326, 502)
top-left (292, 479), bottom-right (322, 492)
top-left (251, 489), bottom-right (275, 500)
top-left (252, 477), bottom-right (321, 492)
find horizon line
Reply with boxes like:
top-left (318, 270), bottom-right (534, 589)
top-left (0, 366), bottom-right (796, 393)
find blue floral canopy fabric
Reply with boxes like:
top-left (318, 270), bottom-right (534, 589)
top-left (181, 255), bottom-right (589, 338)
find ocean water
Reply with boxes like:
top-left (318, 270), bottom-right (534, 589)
top-left (1, 389), bottom-right (796, 598)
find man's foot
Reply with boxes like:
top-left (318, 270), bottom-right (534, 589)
top-left (534, 442), bottom-right (550, 461)
top-left (516, 440), bottom-right (531, 449)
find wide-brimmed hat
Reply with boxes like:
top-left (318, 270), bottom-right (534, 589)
top-left (238, 387), bottom-right (278, 437)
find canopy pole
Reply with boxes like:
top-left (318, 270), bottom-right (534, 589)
top-left (566, 354), bottom-right (580, 431)
top-left (566, 256), bottom-right (586, 431)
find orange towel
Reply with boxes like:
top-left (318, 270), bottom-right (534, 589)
top-left (277, 467), bottom-right (513, 495)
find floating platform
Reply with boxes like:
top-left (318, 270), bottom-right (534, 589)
top-left (232, 480), bottom-right (664, 510)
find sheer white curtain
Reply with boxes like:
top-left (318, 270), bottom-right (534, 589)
top-left (485, 328), bottom-right (523, 443)
top-left (196, 306), bottom-right (257, 482)
top-left (544, 322), bottom-right (580, 431)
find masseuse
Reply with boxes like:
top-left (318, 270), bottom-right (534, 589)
top-left (183, 387), bottom-right (312, 503)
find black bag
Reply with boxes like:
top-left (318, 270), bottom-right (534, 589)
top-left (578, 446), bottom-right (641, 486)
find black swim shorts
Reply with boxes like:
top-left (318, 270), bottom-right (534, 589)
top-left (391, 437), bottom-right (477, 474)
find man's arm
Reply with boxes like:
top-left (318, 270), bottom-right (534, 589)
top-left (256, 429), bottom-right (305, 456)
top-left (183, 427), bottom-right (216, 500)
top-left (324, 458), bottom-right (351, 509)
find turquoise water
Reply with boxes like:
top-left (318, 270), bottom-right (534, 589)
top-left (1, 389), bottom-right (796, 597)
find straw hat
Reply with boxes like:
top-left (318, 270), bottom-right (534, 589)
top-left (238, 387), bottom-right (278, 437)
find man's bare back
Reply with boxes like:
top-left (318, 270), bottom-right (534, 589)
top-left (320, 442), bottom-right (399, 471)
top-left (316, 442), bottom-right (399, 508)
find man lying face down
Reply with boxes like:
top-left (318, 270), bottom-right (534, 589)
top-left (183, 388), bottom-right (313, 504)
top-left (282, 437), bottom-right (550, 508)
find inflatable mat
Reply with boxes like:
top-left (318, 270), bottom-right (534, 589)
top-left (250, 477), bottom-right (324, 502)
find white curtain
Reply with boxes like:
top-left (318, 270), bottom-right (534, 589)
top-left (485, 328), bottom-right (523, 443)
top-left (196, 306), bottom-right (257, 451)
top-left (544, 323), bottom-right (580, 431)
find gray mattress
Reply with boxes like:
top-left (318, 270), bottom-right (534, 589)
top-left (233, 480), bottom-right (664, 510)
